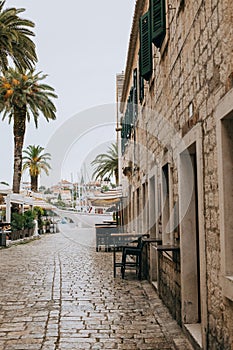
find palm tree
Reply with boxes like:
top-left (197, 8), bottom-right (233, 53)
top-left (91, 143), bottom-right (119, 185)
top-left (0, 0), bottom-right (37, 72)
top-left (22, 145), bottom-right (51, 192)
top-left (0, 68), bottom-right (57, 194)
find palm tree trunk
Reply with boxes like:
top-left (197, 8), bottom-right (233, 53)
top-left (31, 175), bottom-right (38, 192)
top-left (13, 105), bottom-right (26, 194)
top-left (114, 169), bottom-right (119, 186)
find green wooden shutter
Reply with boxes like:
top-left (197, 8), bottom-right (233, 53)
top-left (150, 0), bottom-right (166, 48)
top-left (133, 69), bottom-right (138, 121)
top-left (129, 87), bottom-right (134, 128)
top-left (139, 76), bottom-right (144, 104)
top-left (121, 116), bottom-right (126, 154)
top-left (126, 97), bottom-right (132, 139)
top-left (138, 51), bottom-right (144, 104)
top-left (133, 69), bottom-right (138, 106)
top-left (139, 11), bottom-right (152, 81)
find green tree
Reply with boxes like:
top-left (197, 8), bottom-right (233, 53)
top-left (44, 188), bottom-right (52, 194)
top-left (91, 143), bottom-right (119, 185)
top-left (0, 68), bottom-right (57, 194)
top-left (22, 145), bottom-right (51, 192)
top-left (0, 1), bottom-right (37, 72)
top-left (101, 185), bottom-right (109, 192)
top-left (33, 206), bottom-right (44, 232)
top-left (55, 199), bottom-right (66, 208)
top-left (23, 209), bottom-right (35, 229)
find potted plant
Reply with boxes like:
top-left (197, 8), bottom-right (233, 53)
top-left (23, 210), bottom-right (35, 236)
top-left (33, 206), bottom-right (44, 234)
top-left (11, 212), bottom-right (24, 240)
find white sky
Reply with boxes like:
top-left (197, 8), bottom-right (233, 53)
top-left (0, 0), bottom-right (134, 186)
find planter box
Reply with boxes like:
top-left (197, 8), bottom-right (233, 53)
top-left (24, 228), bottom-right (34, 237)
top-left (9, 230), bottom-right (21, 240)
top-left (10, 229), bottom-right (30, 240)
top-left (0, 232), bottom-right (6, 246)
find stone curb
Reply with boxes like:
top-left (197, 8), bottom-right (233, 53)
top-left (0, 235), bottom-right (41, 249)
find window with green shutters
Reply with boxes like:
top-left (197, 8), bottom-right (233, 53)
top-left (139, 11), bottom-right (152, 81)
top-left (139, 75), bottom-right (144, 104)
top-left (121, 116), bottom-right (127, 154)
top-left (126, 99), bottom-right (131, 139)
top-left (127, 88), bottom-right (134, 138)
top-left (121, 91), bottom-right (133, 155)
top-left (133, 69), bottom-right (138, 121)
top-left (138, 50), bottom-right (145, 104)
top-left (150, 0), bottom-right (166, 48)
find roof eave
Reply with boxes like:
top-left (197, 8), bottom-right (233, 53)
top-left (120, 0), bottom-right (146, 114)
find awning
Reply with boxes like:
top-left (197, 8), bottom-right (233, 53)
top-left (7, 193), bottom-right (34, 205)
top-left (32, 199), bottom-right (56, 210)
top-left (88, 189), bottom-right (123, 207)
top-left (0, 184), bottom-right (11, 195)
top-left (4, 193), bottom-right (34, 222)
top-left (3, 193), bottom-right (56, 222)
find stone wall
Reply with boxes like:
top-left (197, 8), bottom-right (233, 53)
top-left (120, 0), bottom-right (233, 348)
top-left (158, 252), bottom-right (181, 325)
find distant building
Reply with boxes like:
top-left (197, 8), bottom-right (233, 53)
top-left (58, 179), bottom-right (73, 190)
top-left (59, 190), bottom-right (71, 202)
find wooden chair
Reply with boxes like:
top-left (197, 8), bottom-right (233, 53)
top-left (120, 234), bottom-right (149, 279)
top-left (112, 233), bottom-right (142, 278)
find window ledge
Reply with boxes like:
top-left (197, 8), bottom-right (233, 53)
top-left (222, 276), bottom-right (233, 301)
top-left (156, 244), bottom-right (180, 251)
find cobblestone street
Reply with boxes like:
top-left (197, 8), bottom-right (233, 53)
top-left (0, 223), bottom-right (193, 350)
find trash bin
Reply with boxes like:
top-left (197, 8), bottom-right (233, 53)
top-left (0, 231), bottom-right (6, 246)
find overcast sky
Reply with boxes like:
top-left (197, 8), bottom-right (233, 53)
top-left (0, 0), bottom-right (134, 186)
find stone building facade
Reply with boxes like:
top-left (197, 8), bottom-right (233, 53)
top-left (118, 0), bottom-right (233, 349)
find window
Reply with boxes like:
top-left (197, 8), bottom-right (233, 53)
top-left (128, 87), bottom-right (134, 134)
top-left (139, 11), bottom-right (152, 81)
top-left (139, 0), bottom-right (167, 83)
top-left (121, 89), bottom-right (134, 154)
top-left (139, 75), bottom-right (144, 104)
top-left (133, 68), bottom-right (138, 121)
top-left (150, 0), bottom-right (166, 48)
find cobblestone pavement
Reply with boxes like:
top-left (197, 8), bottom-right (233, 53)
top-left (0, 223), bottom-right (194, 350)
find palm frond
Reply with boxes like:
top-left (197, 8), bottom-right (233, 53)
top-left (22, 144), bottom-right (51, 179)
top-left (0, 2), bottom-right (37, 70)
top-left (91, 143), bottom-right (118, 182)
top-left (0, 68), bottom-right (57, 127)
